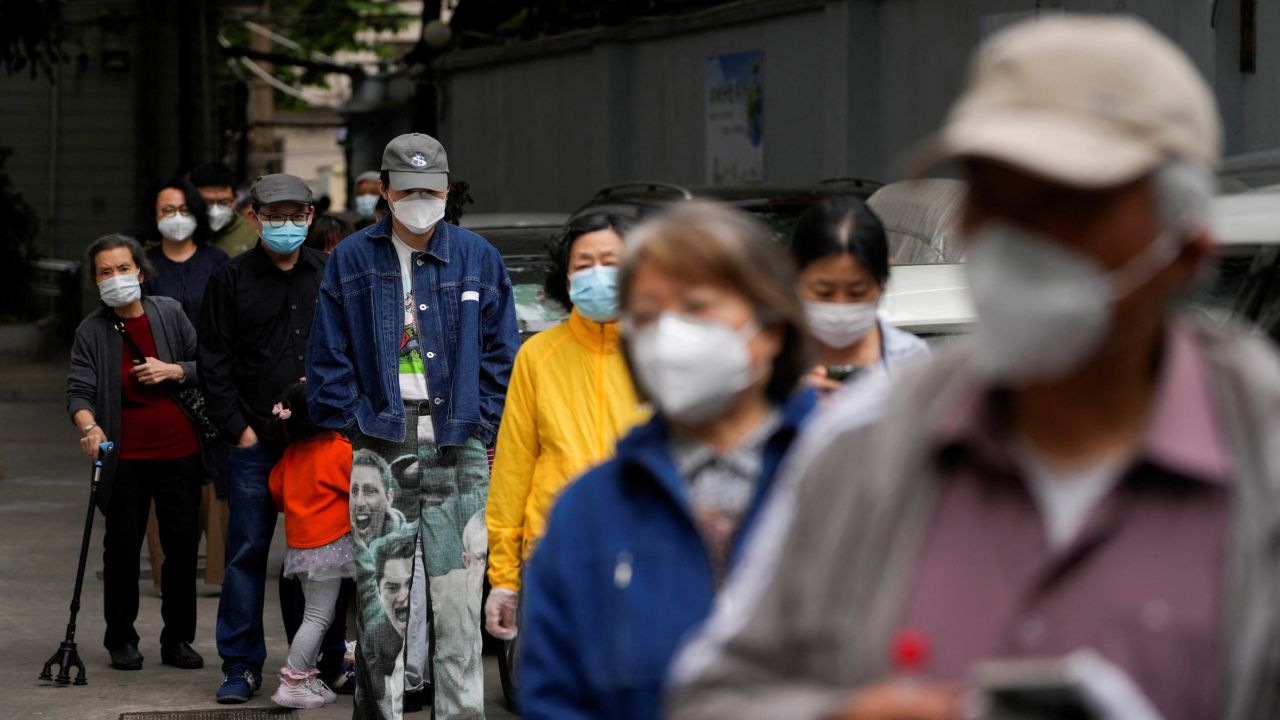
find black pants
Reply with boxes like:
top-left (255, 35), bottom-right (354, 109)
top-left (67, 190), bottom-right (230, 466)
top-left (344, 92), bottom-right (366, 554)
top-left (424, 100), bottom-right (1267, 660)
top-left (102, 454), bottom-right (202, 649)
top-left (280, 573), bottom-right (355, 677)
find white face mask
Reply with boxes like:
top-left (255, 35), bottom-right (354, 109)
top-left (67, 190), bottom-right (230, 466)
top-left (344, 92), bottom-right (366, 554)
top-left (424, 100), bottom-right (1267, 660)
top-left (208, 204), bottom-right (234, 232)
top-left (627, 313), bottom-right (761, 425)
top-left (805, 301), bottom-right (877, 349)
top-left (354, 193), bottom-right (379, 219)
top-left (965, 221), bottom-right (1183, 384)
top-left (157, 213), bottom-right (198, 242)
top-left (391, 192), bottom-right (446, 234)
top-left (98, 273), bottom-right (142, 308)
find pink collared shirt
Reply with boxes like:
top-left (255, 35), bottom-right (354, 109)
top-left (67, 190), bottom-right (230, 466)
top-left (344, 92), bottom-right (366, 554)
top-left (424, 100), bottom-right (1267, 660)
top-left (898, 322), bottom-right (1233, 720)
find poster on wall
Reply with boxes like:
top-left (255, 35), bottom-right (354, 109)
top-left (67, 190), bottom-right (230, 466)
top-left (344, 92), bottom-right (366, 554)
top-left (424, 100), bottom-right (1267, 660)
top-left (705, 51), bottom-right (764, 185)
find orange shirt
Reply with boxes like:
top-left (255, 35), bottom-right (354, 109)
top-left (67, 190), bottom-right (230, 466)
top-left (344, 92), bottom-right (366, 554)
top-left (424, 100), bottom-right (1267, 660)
top-left (269, 431), bottom-right (353, 549)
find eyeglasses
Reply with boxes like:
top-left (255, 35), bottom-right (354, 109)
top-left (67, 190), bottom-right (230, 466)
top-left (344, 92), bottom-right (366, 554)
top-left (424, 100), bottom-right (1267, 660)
top-left (259, 213), bottom-right (310, 228)
top-left (159, 206), bottom-right (191, 218)
top-left (206, 198), bottom-right (235, 209)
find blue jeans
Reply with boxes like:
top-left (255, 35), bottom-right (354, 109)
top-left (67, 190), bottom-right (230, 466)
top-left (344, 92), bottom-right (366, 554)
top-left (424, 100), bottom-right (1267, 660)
top-left (215, 442), bottom-right (282, 674)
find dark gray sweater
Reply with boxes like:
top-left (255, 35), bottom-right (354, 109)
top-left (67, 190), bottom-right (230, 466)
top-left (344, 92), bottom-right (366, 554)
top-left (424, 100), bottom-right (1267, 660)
top-left (66, 295), bottom-right (199, 511)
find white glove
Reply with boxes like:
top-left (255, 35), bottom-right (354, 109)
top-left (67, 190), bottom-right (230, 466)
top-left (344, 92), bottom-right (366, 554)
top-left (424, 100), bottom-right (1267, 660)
top-left (485, 588), bottom-right (519, 640)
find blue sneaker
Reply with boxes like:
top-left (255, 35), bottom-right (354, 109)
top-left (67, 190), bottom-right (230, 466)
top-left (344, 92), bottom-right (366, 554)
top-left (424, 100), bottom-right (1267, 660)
top-left (216, 668), bottom-right (262, 704)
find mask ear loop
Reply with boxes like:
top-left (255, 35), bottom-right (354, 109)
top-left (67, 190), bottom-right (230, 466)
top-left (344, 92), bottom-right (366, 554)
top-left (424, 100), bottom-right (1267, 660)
top-left (734, 318), bottom-right (774, 390)
top-left (1107, 208), bottom-right (1194, 301)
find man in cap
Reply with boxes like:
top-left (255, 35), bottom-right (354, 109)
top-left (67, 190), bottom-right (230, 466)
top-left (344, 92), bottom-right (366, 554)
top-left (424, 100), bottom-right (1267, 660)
top-left (200, 173), bottom-right (333, 703)
top-left (351, 169), bottom-right (382, 228)
top-left (307, 133), bottom-right (519, 719)
top-left (667, 15), bottom-right (1280, 720)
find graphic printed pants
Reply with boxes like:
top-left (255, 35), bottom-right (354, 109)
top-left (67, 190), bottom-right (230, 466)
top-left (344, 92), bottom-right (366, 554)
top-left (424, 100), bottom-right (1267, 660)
top-left (352, 411), bottom-right (489, 720)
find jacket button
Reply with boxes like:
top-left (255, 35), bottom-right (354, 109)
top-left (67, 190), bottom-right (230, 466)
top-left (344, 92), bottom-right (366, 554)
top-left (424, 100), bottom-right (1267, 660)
top-left (419, 304), bottom-right (427, 311)
top-left (433, 397), bottom-right (443, 405)
top-left (614, 552), bottom-right (633, 589)
top-left (291, 304), bottom-right (297, 310)
top-left (416, 259), bottom-right (424, 267)
top-left (426, 352), bottom-right (435, 359)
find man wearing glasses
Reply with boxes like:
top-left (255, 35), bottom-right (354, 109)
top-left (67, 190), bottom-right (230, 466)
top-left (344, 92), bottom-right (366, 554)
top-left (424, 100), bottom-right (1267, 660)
top-left (199, 173), bottom-right (330, 703)
top-left (191, 162), bottom-right (261, 258)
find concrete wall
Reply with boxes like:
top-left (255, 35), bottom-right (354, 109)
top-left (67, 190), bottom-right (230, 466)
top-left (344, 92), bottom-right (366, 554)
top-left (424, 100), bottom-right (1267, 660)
top-left (436, 0), bottom-right (1280, 214)
top-left (0, 0), bottom-right (218, 261)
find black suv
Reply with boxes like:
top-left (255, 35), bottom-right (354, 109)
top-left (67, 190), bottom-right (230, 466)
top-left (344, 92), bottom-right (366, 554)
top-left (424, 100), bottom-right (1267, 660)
top-left (571, 179), bottom-right (882, 241)
top-left (460, 213), bottom-right (569, 343)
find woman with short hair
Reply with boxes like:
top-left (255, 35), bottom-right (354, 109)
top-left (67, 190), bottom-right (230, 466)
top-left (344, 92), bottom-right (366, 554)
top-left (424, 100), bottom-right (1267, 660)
top-left (484, 213), bottom-right (650, 643)
top-left (518, 203), bottom-right (817, 720)
top-left (66, 233), bottom-right (205, 672)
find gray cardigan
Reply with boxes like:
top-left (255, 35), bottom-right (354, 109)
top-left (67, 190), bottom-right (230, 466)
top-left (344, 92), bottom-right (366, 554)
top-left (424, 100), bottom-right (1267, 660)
top-left (66, 295), bottom-right (199, 511)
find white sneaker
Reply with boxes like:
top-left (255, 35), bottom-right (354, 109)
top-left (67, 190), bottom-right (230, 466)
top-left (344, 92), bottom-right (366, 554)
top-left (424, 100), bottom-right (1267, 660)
top-left (272, 667), bottom-right (326, 710)
top-left (305, 668), bottom-right (338, 704)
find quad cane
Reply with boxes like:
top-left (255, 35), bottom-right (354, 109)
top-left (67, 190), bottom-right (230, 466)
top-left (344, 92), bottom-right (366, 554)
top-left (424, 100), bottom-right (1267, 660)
top-left (40, 441), bottom-right (114, 686)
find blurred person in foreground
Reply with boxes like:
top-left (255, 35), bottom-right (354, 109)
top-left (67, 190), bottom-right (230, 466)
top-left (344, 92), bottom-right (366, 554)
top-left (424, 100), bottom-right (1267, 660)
top-left (793, 196), bottom-right (929, 395)
top-left (484, 213), bottom-right (650, 643)
top-left (667, 15), bottom-right (1280, 720)
top-left (192, 162), bottom-right (260, 258)
top-left (518, 202), bottom-right (817, 719)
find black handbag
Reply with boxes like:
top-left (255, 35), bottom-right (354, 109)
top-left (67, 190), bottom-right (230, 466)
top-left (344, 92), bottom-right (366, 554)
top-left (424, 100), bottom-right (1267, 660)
top-left (112, 318), bottom-right (221, 443)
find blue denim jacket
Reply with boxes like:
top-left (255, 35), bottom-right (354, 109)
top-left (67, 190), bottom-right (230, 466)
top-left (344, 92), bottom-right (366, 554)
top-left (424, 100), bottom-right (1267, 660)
top-left (306, 215), bottom-right (520, 446)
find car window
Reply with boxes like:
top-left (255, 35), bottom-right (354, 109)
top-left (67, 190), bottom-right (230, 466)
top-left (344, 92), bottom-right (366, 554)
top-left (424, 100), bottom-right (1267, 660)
top-left (734, 204), bottom-right (810, 244)
top-left (505, 256), bottom-right (568, 339)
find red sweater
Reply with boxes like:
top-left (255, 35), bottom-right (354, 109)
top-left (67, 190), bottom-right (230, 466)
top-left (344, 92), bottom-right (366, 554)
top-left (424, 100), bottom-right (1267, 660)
top-left (269, 431), bottom-right (353, 549)
top-left (118, 313), bottom-right (199, 461)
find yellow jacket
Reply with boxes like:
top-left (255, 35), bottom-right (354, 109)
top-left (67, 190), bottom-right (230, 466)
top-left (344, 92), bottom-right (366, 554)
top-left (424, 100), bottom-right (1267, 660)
top-left (486, 308), bottom-right (649, 591)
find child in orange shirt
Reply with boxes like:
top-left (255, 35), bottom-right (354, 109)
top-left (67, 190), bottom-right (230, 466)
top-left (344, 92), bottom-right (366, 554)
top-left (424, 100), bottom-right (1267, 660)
top-left (267, 382), bottom-right (355, 710)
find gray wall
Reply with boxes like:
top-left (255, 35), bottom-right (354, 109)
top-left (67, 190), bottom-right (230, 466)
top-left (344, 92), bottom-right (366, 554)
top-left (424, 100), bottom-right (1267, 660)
top-left (0, 0), bottom-right (217, 261)
top-left (437, 0), bottom-right (1280, 214)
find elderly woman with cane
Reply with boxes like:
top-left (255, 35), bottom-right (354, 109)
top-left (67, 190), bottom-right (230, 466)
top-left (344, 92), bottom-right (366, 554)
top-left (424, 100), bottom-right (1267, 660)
top-left (66, 233), bottom-right (205, 672)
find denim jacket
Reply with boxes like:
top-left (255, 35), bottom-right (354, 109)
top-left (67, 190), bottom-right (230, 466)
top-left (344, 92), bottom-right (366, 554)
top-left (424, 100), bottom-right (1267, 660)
top-left (306, 215), bottom-right (520, 446)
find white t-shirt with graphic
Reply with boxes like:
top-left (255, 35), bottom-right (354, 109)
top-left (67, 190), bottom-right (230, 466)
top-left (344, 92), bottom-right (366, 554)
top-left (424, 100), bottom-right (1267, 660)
top-left (392, 233), bottom-right (436, 442)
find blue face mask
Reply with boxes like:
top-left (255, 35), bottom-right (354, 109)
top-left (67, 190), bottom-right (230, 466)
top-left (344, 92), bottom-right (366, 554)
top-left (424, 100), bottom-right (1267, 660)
top-left (569, 266), bottom-right (620, 323)
top-left (260, 221), bottom-right (308, 254)
top-left (354, 193), bottom-right (379, 219)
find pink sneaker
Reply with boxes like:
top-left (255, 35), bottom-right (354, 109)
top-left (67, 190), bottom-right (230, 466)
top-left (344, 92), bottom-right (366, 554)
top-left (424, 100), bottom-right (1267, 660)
top-left (305, 667), bottom-right (338, 704)
top-left (271, 666), bottom-right (325, 709)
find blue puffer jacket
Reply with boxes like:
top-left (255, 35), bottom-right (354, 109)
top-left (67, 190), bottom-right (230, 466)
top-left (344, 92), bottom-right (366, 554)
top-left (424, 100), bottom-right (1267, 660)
top-left (518, 390), bottom-right (817, 720)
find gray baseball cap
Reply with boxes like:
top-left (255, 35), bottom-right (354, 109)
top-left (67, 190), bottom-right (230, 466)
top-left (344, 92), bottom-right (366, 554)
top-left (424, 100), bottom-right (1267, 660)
top-left (382, 133), bottom-right (449, 192)
top-left (355, 170), bottom-right (381, 185)
top-left (249, 173), bottom-right (313, 206)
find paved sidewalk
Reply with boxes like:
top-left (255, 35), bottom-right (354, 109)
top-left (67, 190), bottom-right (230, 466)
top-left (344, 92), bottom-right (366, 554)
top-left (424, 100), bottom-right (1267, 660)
top-left (0, 361), bottom-right (516, 719)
